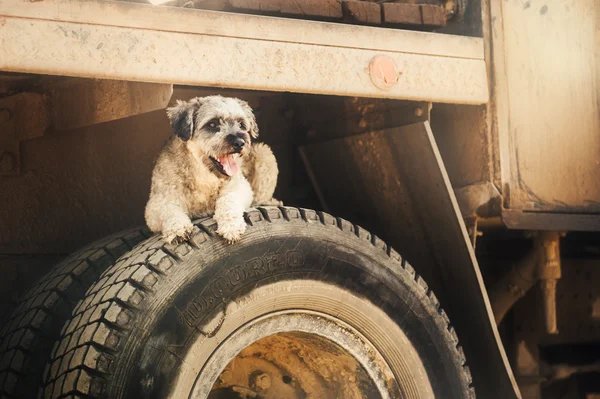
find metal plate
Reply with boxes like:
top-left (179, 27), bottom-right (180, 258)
top-left (491, 0), bottom-right (600, 215)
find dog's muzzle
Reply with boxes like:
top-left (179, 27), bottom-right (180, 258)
top-left (231, 137), bottom-right (245, 152)
top-left (227, 132), bottom-right (249, 154)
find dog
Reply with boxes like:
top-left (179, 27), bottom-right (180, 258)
top-left (145, 95), bottom-right (280, 244)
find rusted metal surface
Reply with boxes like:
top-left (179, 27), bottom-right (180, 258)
top-left (0, 80), bottom-right (171, 178)
top-left (0, 93), bottom-right (50, 176)
top-left (489, 251), bottom-right (538, 325)
top-left (51, 80), bottom-right (173, 131)
top-left (0, 0), bottom-right (488, 104)
top-left (514, 258), bottom-right (600, 346)
top-left (453, 182), bottom-right (501, 219)
top-left (513, 340), bottom-right (542, 399)
top-left (502, 210), bottom-right (600, 232)
top-left (443, 0), bottom-right (464, 20)
top-left (488, 232), bottom-right (563, 329)
top-left (211, 332), bottom-right (385, 398)
top-left (300, 122), bottom-right (519, 399)
top-left (432, 0), bottom-right (600, 232)
top-left (490, 0), bottom-right (600, 218)
top-left (0, 110), bottom-right (168, 254)
top-left (179, 297), bottom-right (415, 399)
top-left (292, 96), bottom-right (430, 142)
top-left (0, 73), bottom-right (66, 96)
top-left (512, 256), bottom-right (600, 397)
top-left (430, 103), bottom-right (495, 193)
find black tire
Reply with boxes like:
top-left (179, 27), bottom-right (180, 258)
top-left (42, 207), bottom-right (475, 399)
top-left (0, 228), bottom-right (151, 399)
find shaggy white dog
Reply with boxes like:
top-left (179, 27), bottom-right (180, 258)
top-left (145, 96), bottom-right (280, 244)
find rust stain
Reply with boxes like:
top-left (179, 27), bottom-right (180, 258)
top-left (213, 332), bottom-right (376, 398)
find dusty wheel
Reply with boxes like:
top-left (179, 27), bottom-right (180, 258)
top-left (42, 207), bottom-right (475, 399)
top-left (0, 228), bottom-right (150, 399)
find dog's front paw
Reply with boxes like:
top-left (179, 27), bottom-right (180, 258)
top-left (162, 223), bottom-right (196, 245)
top-left (216, 217), bottom-right (246, 244)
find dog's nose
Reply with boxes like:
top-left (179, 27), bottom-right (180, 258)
top-left (232, 137), bottom-right (245, 152)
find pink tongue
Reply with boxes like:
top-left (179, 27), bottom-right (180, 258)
top-left (220, 154), bottom-right (239, 176)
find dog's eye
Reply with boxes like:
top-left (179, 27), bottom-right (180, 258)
top-left (239, 121), bottom-right (247, 130)
top-left (205, 119), bottom-right (220, 130)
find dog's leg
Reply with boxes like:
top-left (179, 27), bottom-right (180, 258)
top-left (146, 200), bottom-right (195, 244)
top-left (214, 176), bottom-right (253, 243)
top-left (161, 209), bottom-right (196, 244)
top-left (244, 143), bottom-right (282, 206)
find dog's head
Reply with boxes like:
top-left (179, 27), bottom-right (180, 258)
top-left (166, 95), bottom-right (258, 177)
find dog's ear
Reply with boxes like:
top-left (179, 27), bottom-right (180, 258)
top-left (235, 98), bottom-right (259, 139)
top-left (166, 100), bottom-right (198, 141)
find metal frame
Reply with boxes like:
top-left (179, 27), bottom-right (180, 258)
top-left (0, 0), bottom-right (487, 104)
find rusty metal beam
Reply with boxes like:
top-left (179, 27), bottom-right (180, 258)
top-left (0, 0), bottom-right (488, 104)
top-left (0, 0), bottom-right (483, 59)
top-left (502, 210), bottom-right (600, 232)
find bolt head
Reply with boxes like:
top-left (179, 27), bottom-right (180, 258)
top-left (218, 369), bottom-right (232, 385)
top-left (368, 56), bottom-right (401, 91)
top-left (253, 372), bottom-right (271, 390)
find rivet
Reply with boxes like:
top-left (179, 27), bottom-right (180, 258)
top-left (253, 372), bottom-right (271, 390)
top-left (368, 55), bottom-right (401, 91)
top-left (218, 369), bottom-right (232, 385)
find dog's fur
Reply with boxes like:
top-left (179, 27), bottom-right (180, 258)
top-left (145, 95), bottom-right (280, 244)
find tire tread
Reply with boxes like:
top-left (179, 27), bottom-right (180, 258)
top-left (42, 207), bottom-right (475, 398)
top-left (0, 228), bottom-right (150, 398)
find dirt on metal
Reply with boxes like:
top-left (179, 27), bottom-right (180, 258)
top-left (210, 332), bottom-right (381, 399)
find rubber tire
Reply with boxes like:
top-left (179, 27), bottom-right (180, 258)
top-left (0, 228), bottom-right (150, 399)
top-left (42, 207), bottom-right (475, 399)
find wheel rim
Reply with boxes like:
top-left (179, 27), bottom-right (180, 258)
top-left (169, 280), bottom-right (434, 399)
top-left (200, 312), bottom-right (398, 399)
